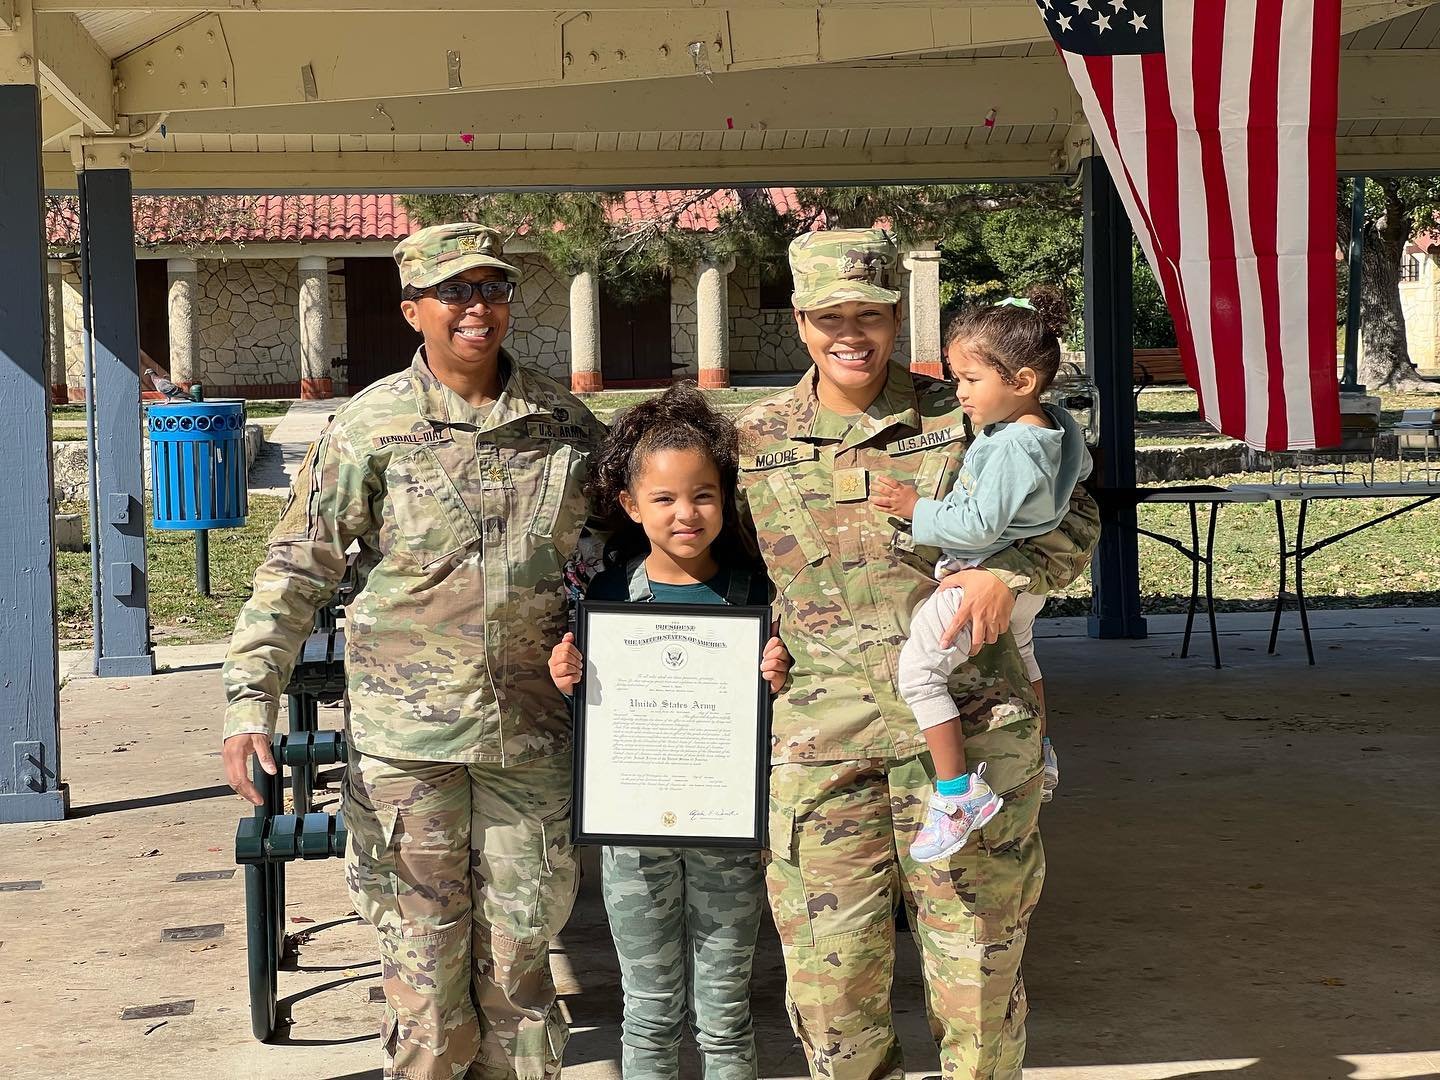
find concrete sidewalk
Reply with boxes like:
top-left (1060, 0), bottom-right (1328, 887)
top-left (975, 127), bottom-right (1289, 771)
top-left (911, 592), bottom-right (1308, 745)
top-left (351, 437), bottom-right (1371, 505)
top-left (4, 609), bottom-right (1439, 1080)
top-left (249, 398), bottom-right (350, 497)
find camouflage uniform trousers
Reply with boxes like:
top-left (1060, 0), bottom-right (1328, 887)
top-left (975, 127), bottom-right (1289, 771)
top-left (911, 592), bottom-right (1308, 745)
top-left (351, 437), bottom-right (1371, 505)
top-left (601, 844), bottom-right (767, 1080)
top-left (766, 756), bottom-right (1045, 1080)
top-left (344, 749), bottom-right (578, 1080)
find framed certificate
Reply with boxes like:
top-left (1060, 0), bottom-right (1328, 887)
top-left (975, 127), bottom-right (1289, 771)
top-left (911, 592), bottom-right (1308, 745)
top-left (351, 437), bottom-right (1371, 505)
top-left (572, 601), bottom-right (772, 848)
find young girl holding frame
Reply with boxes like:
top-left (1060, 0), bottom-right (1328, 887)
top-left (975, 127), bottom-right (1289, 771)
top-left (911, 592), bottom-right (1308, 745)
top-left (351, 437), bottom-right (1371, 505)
top-left (548, 383), bottom-right (789, 1080)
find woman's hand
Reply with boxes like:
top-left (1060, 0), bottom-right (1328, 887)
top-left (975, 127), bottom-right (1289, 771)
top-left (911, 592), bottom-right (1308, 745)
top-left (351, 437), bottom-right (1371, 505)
top-left (222, 733), bottom-right (277, 805)
top-left (939, 568), bottom-right (1016, 655)
top-left (548, 632), bottom-right (584, 695)
top-left (760, 623), bottom-right (792, 695)
top-left (870, 476), bottom-right (919, 520)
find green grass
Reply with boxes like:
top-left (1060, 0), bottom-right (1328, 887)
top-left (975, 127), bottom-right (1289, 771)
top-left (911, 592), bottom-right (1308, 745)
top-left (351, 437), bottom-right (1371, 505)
top-left (56, 495), bottom-right (284, 649)
top-left (579, 386), bottom-right (776, 422)
top-left (1137, 388), bottom-right (1440, 428)
top-left (52, 400), bottom-right (294, 419)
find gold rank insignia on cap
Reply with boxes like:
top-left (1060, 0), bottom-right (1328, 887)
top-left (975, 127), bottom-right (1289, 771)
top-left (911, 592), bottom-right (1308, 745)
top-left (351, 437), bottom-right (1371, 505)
top-left (834, 467), bottom-right (868, 503)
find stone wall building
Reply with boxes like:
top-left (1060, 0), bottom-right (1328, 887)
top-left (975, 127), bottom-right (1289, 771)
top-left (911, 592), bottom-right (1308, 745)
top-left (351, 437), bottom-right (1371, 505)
top-left (44, 192), bottom-right (931, 401)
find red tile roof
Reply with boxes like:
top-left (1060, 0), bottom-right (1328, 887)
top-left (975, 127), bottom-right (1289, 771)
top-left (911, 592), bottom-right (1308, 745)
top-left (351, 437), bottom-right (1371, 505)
top-left (46, 190), bottom-right (815, 247)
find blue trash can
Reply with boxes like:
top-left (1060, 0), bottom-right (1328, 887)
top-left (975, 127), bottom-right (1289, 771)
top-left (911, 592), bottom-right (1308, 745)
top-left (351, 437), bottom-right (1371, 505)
top-left (147, 400), bottom-right (249, 530)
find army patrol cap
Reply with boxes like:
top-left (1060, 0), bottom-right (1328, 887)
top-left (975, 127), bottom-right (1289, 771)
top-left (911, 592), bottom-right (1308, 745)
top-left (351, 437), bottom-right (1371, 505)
top-left (788, 228), bottom-right (903, 311)
top-left (393, 222), bottom-right (522, 290)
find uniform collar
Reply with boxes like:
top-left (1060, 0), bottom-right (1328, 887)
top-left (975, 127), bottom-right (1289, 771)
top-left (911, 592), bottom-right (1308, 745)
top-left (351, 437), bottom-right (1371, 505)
top-left (784, 363), bottom-right (922, 450)
top-left (411, 347), bottom-right (559, 432)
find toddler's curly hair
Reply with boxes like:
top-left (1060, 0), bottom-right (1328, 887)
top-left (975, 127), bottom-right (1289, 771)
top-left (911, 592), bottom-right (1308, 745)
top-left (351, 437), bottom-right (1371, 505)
top-left (943, 299), bottom-right (1064, 392)
top-left (586, 381), bottom-right (750, 569)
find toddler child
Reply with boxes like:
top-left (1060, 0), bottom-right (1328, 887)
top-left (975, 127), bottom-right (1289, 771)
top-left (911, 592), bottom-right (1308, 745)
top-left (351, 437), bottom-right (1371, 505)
top-left (871, 299), bottom-right (1091, 863)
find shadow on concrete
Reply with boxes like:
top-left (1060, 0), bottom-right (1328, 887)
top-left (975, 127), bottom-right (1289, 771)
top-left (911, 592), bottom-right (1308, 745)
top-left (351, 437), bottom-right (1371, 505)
top-left (71, 782), bottom-right (234, 817)
top-left (273, 971), bottom-right (381, 1048)
top-left (158, 660), bottom-right (224, 675)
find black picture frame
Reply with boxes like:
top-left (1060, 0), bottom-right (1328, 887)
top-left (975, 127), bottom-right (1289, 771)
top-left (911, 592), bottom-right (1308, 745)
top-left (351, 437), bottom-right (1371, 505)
top-left (572, 599), bottom-right (773, 848)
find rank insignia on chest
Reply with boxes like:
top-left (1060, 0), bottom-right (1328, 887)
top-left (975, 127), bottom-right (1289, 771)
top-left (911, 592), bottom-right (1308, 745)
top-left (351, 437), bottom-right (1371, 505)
top-left (481, 461), bottom-right (512, 489)
top-left (833, 467), bottom-right (868, 503)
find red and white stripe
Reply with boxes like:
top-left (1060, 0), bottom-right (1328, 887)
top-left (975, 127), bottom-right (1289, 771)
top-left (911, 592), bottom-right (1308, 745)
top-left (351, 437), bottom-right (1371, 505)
top-left (1059, 0), bottom-right (1342, 450)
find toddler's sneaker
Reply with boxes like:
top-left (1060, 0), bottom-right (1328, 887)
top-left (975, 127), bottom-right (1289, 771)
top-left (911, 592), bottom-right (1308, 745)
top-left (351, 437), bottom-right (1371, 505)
top-left (910, 763), bottom-right (1004, 864)
top-left (1041, 740), bottom-right (1059, 803)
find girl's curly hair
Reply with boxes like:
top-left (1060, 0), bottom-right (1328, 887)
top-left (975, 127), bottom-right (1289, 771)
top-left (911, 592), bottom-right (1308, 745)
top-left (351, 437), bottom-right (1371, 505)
top-left (586, 381), bottom-right (754, 570)
top-left (943, 299), bottom-right (1064, 391)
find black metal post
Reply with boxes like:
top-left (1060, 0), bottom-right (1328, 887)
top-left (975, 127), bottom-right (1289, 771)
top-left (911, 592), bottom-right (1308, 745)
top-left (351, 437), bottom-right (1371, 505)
top-left (1341, 176), bottom-right (1366, 394)
top-left (1084, 156), bottom-right (1148, 640)
top-left (196, 529), bottom-right (211, 596)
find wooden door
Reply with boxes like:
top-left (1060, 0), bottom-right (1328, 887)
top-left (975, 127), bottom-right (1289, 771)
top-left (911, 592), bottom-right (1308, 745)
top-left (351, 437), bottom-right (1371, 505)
top-left (344, 257), bottom-right (421, 390)
top-left (601, 283), bottom-right (673, 385)
top-left (135, 259), bottom-right (171, 373)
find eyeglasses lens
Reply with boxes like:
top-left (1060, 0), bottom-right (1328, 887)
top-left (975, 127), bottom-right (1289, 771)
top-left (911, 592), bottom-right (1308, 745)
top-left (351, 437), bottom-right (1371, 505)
top-left (434, 280), bottom-right (515, 305)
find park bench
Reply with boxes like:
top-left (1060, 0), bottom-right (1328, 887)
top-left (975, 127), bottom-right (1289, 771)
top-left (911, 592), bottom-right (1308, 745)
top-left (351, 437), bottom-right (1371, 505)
top-left (1132, 347), bottom-right (1188, 402)
top-left (235, 729), bottom-right (349, 1042)
top-left (234, 563), bottom-right (354, 1042)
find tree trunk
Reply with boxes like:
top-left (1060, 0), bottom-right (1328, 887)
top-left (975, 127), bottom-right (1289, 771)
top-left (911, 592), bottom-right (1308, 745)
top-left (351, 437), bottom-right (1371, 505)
top-left (1356, 180), bottom-right (1431, 390)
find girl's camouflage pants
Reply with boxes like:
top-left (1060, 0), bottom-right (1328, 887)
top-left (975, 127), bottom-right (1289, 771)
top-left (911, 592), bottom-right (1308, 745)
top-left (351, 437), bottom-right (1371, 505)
top-left (343, 749), bottom-right (578, 1080)
top-left (766, 755), bottom-right (1045, 1080)
top-left (601, 844), bottom-right (767, 1080)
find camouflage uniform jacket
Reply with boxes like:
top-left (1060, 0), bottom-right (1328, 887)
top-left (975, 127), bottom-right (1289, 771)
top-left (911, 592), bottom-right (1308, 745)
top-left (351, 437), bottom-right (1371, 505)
top-left (734, 364), bottom-right (1100, 793)
top-left (222, 349), bottom-right (605, 765)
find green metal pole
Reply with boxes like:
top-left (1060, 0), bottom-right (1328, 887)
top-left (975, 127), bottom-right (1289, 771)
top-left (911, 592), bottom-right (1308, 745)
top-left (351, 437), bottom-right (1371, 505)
top-left (1342, 176), bottom-right (1366, 393)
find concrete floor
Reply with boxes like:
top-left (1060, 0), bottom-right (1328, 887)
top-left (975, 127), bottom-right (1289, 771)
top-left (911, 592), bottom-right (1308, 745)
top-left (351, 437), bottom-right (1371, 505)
top-left (3, 608), bottom-right (1438, 1080)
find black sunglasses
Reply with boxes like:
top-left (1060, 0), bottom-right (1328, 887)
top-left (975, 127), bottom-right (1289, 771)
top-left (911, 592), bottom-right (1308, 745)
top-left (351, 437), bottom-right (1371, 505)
top-left (412, 279), bottom-right (518, 306)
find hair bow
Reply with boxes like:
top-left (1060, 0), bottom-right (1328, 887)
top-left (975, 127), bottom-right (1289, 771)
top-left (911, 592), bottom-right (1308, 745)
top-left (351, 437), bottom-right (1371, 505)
top-left (994, 297), bottom-right (1037, 311)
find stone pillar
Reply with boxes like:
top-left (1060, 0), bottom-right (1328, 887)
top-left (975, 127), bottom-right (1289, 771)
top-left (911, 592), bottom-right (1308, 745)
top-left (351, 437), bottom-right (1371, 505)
top-left (166, 257), bottom-right (198, 388)
top-left (47, 259), bottom-right (67, 403)
top-left (298, 255), bottom-right (332, 399)
top-left (696, 256), bottom-right (735, 389)
top-left (569, 268), bottom-right (602, 393)
top-left (904, 248), bottom-right (943, 378)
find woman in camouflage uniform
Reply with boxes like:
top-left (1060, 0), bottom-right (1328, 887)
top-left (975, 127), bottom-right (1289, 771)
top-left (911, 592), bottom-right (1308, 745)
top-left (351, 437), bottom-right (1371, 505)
top-left (222, 223), bottom-right (603, 1080)
top-left (733, 229), bottom-right (1101, 1080)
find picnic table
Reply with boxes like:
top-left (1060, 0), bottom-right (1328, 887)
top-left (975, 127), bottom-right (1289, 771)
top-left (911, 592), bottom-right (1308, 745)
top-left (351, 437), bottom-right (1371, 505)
top-left (1105, 479), bottom-right (1440, 667)
top-left (1230, 482), bottom-right (1440, 665)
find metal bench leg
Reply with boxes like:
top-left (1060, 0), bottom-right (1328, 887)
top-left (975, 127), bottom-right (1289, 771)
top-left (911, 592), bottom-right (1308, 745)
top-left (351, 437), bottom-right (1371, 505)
top-left (1205, 502), bottom-right (1221, 669)
top-left (1181, 502), bottom-right (1199, 659)
top-left (247, 758), bottom-right (283, 1042)
top-left (288, 693), bottom-right (317, 814)
top-left (245, 863), bottom-right (278, 1041)
top-left (1296, 500), bottom-right (1315, 666)
top-left (1268, 500), bottom-right (1286, 655)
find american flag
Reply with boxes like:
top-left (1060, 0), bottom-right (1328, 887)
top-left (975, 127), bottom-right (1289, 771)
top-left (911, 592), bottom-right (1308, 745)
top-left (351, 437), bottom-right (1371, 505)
top-left (1039, 0), bottom-right (1343, 451)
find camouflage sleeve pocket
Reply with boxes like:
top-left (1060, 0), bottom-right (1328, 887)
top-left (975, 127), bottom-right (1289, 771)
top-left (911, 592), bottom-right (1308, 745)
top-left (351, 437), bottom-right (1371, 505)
top-left (271, 440), bottom-right (323, 543)
top-left (757, 471), bottom-right (828, 593)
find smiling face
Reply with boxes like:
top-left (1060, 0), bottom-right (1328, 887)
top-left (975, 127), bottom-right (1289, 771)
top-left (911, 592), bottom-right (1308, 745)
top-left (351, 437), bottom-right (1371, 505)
top-left (400, 266), bottom-right (512, 376)
top-left (794, 300), bottom-right (901, 405)
top-left (618, 447), bottom-right (725, 570)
